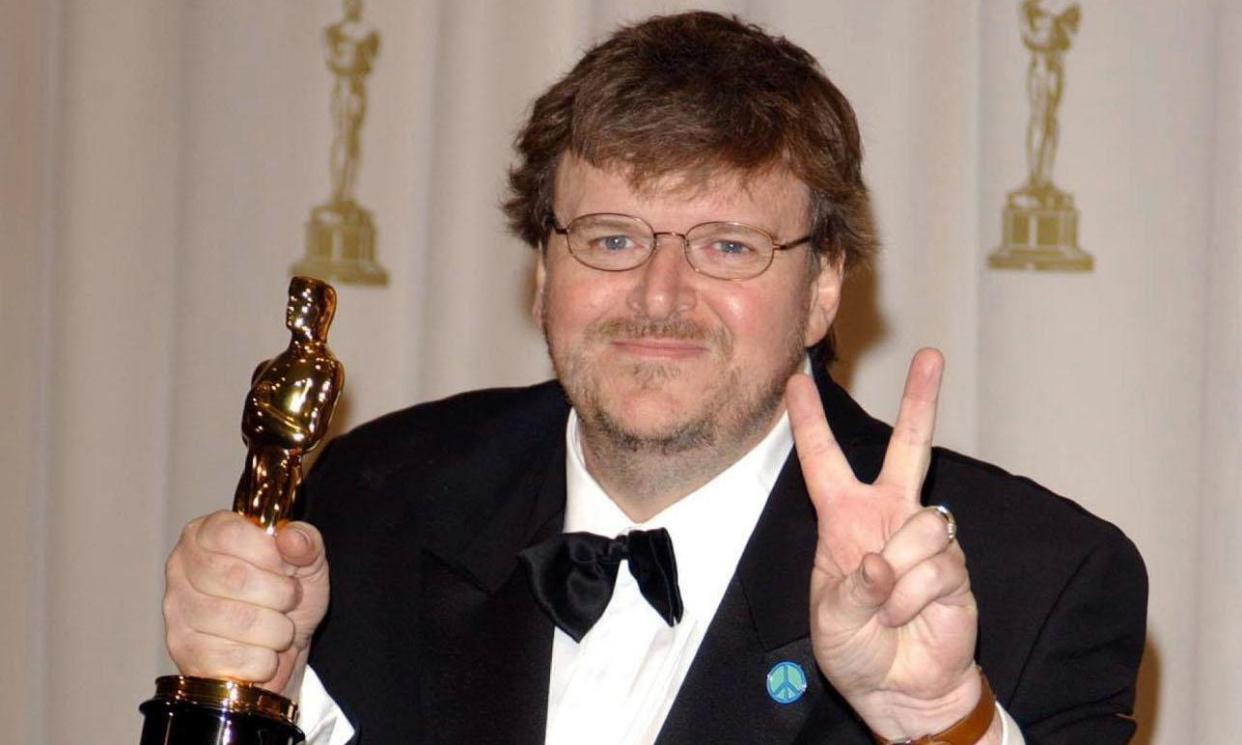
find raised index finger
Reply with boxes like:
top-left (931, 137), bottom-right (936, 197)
top-left (785, 373), bottom-right (857, 509)
top-left (879, 348), bottom-right (944, 503)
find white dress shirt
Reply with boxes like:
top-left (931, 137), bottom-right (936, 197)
top-left (543, 409), bottom-right (792, 744)
top-left (297, 406), bottom-right (1023, 744)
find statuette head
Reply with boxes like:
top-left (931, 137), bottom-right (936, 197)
top-left (286, 276), bottom-right (337, 340)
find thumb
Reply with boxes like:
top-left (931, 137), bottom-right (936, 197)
top-left (275, 521), bottom-right (325, 571)
top-left (828, 552), bottom-right (895, 630)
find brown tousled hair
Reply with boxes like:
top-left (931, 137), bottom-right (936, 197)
top-left (503, 11), bottom-right (877, 361)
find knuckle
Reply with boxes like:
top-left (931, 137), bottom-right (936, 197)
top-left (227, 600), bottom-right (260, 633)
top-left (912, 513), bottom-right (936, 541)
top-left (165, 634), bottom-right (192, 669)
top-left (200, 511), bottom-right (245, 550)
top-left (921, 558), bottom-right (946, 586)
top-left (918, 508), bottom-right (948, 539)
top-left (273, 615), bottom-right (296, 651)
top-left (275, 577), bottom-right (301, 612)
top-left (252, 651), bottom-right (279, 682)
top-left (179, 518), bottom-right (201, 544)
top-left (946, 543), bottom-right (967, 567)
top-left (202, 509), bottom-right (235, 528)
top-left (209, 641), bottom-right (256, 676)
top-left (216, 645), bottom-right (278, 682)
top-left (161, 592), bottom-right (181, 624)
top-left (218, 556), bottom-right (251, 597)
top-left (216, 520), bottom-right (246, 549)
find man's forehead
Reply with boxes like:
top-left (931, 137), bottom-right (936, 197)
top-left (553, 153), bottom-right (809, 215)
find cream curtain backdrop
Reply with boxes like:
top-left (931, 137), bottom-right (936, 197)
top-left (2, 1), bottom-right (1238, 743)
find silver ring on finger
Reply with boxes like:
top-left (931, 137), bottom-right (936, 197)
top-left (931, 504), bottom-right (957, 543)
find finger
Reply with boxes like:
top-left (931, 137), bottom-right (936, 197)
top-left (171, 631), bottom-right (280, 683)
top-left (878, 348), bottom-right (944, 502)
top-left (194, 510), bottom-right (285, 573)
top-left (880, 506), bottom-right (957, 578)
top-left (182, 594), bottom-right (297, 652)
top-left (786, 373), bottom-right (857, 509)
top-left (182, 549), bottom-right (302, 612)
top-left (880, 548), bottom-right (971, 627)
top-left (275, 522), bottom-right (326, 574)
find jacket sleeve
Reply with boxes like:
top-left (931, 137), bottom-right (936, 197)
top-left (1008, 525), bottom-right (1148, 743)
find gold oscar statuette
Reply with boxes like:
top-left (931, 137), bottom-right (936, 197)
top-left (139, 277), bottom-right (345, 745)
top-left (293, 0), bottom-right (389, 285)
top-left (989, 0), bottom-right (1093, 272)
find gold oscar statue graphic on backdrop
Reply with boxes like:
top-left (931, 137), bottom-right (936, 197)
top-left (138, 277), bottom-right (345, 745)
top-left (989, 0), bottom-right (1093, 272)
top-left (293, 0), bottom-right (389, 285)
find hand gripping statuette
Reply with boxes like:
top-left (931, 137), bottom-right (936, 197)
top-left (139, 277), bottom-right (345, 745)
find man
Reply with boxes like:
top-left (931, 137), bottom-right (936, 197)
top-left (162, 12), bottom-right (1146, 744)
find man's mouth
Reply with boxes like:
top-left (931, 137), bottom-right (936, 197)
top-left (610, 338), bottom-right (707, 360)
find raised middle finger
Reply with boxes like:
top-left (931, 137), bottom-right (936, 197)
top-left (878, 349), bottom-right (944, 503)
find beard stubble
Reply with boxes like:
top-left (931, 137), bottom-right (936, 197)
top-left (544, 305), bottom-right (808, 459)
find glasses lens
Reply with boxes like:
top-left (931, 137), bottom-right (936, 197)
top-left (685, 223), bottom-right (773, 279)
top-left (566, 214), bottom-right (654, 271)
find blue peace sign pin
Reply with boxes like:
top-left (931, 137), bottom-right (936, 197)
top-left (766, 661), bottom-right (808, 704)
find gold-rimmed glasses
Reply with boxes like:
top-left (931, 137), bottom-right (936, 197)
top-left (546, 212), bottom-right (813, 280)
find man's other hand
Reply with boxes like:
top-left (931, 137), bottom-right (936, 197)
top-left (163, 510), bottom-right (330, 699)
top-left (787, 349), bottom-right (1000, 743)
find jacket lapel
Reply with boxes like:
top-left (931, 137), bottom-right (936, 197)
top-left (655, 455), bottom-right (825, 745)
top-left (415, 421), bottom-right (568, 745)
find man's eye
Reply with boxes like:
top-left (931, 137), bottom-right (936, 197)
top-left (594, 235), bottom-right (634, 252)
top-left (711, 240), bottom-right (756, 257)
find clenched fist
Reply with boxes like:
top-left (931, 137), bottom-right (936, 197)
top-left (163, 510), bottom-right (330, 698)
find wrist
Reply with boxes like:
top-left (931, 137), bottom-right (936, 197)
top-left (864, 667), bottom-right (988, 742)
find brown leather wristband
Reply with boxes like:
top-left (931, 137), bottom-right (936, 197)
top-left (872, 671), bottom-right (997, 745)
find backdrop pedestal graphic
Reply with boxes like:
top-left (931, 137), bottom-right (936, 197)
top-left (990, 187), bottom-right (1092, 271)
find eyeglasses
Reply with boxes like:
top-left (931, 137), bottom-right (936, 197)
top-left (546, 213), bottom-right (813, 280)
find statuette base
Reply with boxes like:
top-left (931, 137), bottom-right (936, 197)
top-left (294, 201), bottom-right (389, 285)
top-left (989, 187), bottom-right (1093, 272)
top-left (138, 675), bottom-right (305, 745)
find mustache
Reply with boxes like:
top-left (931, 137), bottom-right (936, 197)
top-left (592, 317), bottom-right (711, 342)
top-left (587, 317), bottom-right (734, 357)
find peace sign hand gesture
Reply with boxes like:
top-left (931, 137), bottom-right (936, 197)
top-left (786, 349), bottom-right (1000, 743)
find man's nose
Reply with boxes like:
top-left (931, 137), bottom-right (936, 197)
top-left (626, 234), bottom-right (697, 320)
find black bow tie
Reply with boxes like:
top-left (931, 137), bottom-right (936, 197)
top-left (518, 528), bottom-right (685, 642)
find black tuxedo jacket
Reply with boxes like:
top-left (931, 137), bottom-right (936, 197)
top-left (301, 371), bottom-right (1146, 744)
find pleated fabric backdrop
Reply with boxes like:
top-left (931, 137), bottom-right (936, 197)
top-left (2, 1), bottom-right (1238, 743)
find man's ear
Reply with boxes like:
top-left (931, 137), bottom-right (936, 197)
top-left (804, 253), bottom-right (844, 347)
top-left (532, 247), bottom-right (547, 325)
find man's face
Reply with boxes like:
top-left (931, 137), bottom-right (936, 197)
top-left (536, 156), bottom-right (842, 456)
